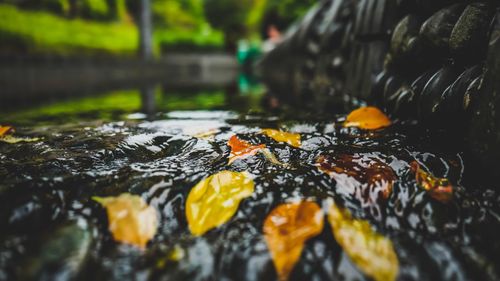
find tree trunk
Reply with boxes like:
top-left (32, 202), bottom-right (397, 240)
top-left (138, 0), bottom-right (153, 60)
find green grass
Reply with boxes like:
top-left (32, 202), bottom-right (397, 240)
top-left (0, 4), bottom-right (139, 55)
top-left (0, 4), bottom-right (224, 55)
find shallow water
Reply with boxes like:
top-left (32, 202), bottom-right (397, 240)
top-left (0, 87), bottom-right (499, 281)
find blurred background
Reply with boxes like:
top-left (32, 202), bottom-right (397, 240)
top-left (0, 0), bottom-right (315, 122)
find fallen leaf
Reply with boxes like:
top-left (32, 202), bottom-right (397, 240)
top-left (228, 135), bottom-right (265, 164)
top-left (261, 129), bottom-right (301, 148)
top-left (0, 126), bottom-right (13, 137)
top-left (344, 107), bottom-right (391, 130)
top-left (327, 199), bottom-right (399, 281)
top-left (93, 193), bottom-right (158, 248)
top-left (410, 161), bottom-right (453, 202)
top-left (186, 170), bottom-right (254, 236)
top-left (316, 153), bottom-right (396, 204)
top-left (263, 201), bottom-right (324, 281)
top-left (0, 135), bottom-right (41, 144)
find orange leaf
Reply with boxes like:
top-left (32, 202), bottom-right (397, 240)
top-left (263, 201), bottom-right (324, 281)
top-left (410, 161), bottom-right (453, 202)
top-left (0, 126), bottom-right (14, 137)
top-left (227, 135), bottom-right (265, 164)
top-left (344, 107), bottom-right (391, 130)
top-left (261, 129), bottom-right (301, 148)
top-left (93, 193), bottom-right (158, 248)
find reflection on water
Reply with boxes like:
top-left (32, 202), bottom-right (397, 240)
top-left (1, 69), bottom-right (500, 281)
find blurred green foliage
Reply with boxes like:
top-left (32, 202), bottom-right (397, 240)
top-left (0, 3), bottom-right (138, 55)
top-left (0, 0), bottom-right (314, 55)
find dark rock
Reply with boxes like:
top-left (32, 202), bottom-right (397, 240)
top-left (418, 66), bottom-right (461, 122)
top-left (420, 4), bottom-right (466, 52)
top-left (18, 220), bottom-right (93, 281)
top-left (450, 3), bottom-right (494, 62)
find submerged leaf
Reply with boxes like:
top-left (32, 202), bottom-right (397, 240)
top-left (261, 129), bottom-right (301, 148)
top-left (263, 201), bottom-right (324, 281)
top-left (410, 161), bottom-right (453, 202)
top-left (93, 193), bottom-right (158, 248)
top-left (186, 170), bottom-right (254, 236)
top-left (344, 106), bottom-right (392, 130)
top-left (0, 126), bottom-right (13, 137)
top-left (227, 135), bottom-right (265, 164)
top-left (316, 153), bottom-right (396, 203)
top-left (327, 199), bottom-right (399, 281)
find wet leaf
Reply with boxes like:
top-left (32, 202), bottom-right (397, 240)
top-left (186, 170), bottom-right (254, 236)
top-left (327, 199), bottom-right (399, 281)
top-left (227, 135), bottom-right (265, 164)
top-left (0, 135), bottom-right (41, 144)
top-left (93, 193), bottom-right (158, 248)
top-left (316, 153), bottom-right (396, 202)
top-left (0, 126), bottom-right (13, 137)
top-left (263, 201), bottom-right (324, 281)
top-left (0, 125), bottom-right (40, 143)
top-left (344, 106), bottom-right (392, 130)
top-left (261, 129), bottom-right (301, 148)
top-left (410, 161), bottom-right (453, 202)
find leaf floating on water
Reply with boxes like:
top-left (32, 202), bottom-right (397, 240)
top-left (261, 129), bottom-right (301, 148)
top-left (93, 193), bottom-right (158, 249)
top-left (326, 199), bottom-right (399, 281)
top-left (0, 135), bottom-right (41, 144)
top-left (410, 161), bottom-right (453, 202)
top-left (344, 106), bottom-right (392, 130)
top-left (227, 135), bottom-right (265, 164)
top-left (0, 126), bottom-right (14, 137)
top-left (263, 201), bottom-right (324, 281)
top-left (0, 125), bottom-right (40, 143)
top-left (186, 170), bottom-right (254, 236)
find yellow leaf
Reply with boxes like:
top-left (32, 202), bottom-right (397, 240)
top-left (410, 161), bottom-right (453, 202)
top-left (0, 135), bottom-right (41, 144)
top-left (227, 135), bottom-right (265, 164)
top-left (186, 171), bottom-right (254, 236)
top-left (93, 193), bottom-right (158, 248)
top-left (263, 201), bottom-right (324, 281)
top-left (344, 106), bottom-right (391, 130)
top-left (326, 199), bottom-right (399, 281)
top-left (261, 129), bottom-right (301, 148)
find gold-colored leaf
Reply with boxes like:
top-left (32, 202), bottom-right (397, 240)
top-left (344, 106), bottom-right (391, 130)
top-left (227, 135), bottom-right (265, 164)
top-left (186, 170), bottom-right (254, 236)
top-left (0, 135), bottom-right (41, 144)
top-left (261, 129), bottom-right (301, 148)
top-left (263, 201), bottom-right (324, 281)
top-left (326, 199), bottom-right (399, 281)
top-left (93, 193), bottom-right (158, 248)
top-left (410, 161), bottom-right (453, 202)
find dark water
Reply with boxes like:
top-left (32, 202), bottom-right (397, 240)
top-left (0, 85), bottom-right (499, 281)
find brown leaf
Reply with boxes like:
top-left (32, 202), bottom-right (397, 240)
top-left (263, 201), bottom-right (324, 281)
top-left (410, 161), bottom-right (453, 202)
top-left (316, 153), bottom-right (396, 204)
